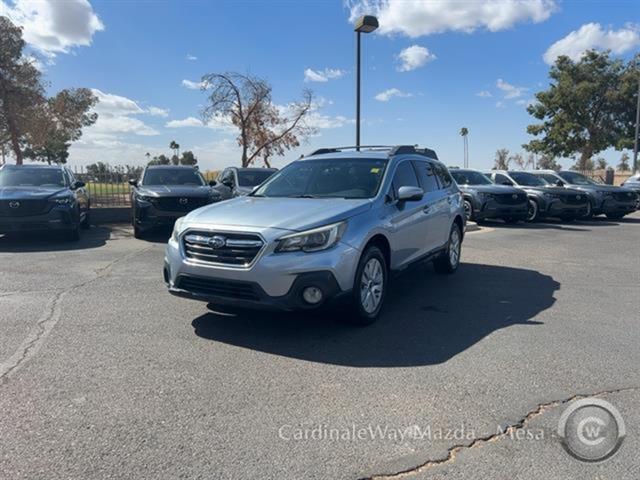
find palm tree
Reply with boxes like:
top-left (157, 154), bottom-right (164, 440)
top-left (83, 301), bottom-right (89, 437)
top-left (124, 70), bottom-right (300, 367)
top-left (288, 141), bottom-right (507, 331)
top-left (459, 127), bottom-right (469, 168)
top-left (169, 141), bottom-right (180, 158)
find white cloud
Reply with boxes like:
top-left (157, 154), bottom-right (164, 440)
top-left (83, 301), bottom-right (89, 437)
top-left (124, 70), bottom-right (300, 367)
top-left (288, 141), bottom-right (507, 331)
top-left (347, 0), bottom-right (556, 37)
top-left (543, 23), bottom-right (640, 65)
top-left (181, 79), bottom-right (209, 90)
top-left (496, 79), bottom-right (527, 99)
top-left (374, 88), bottom-right (413, 102)
top-left (165, 113), bottom-right (235, 132)
top-left (495, 101), bottom-right (505, 108)
top-left (186, 53), bottom-right (198, 61)
top-left (304, 113), bottom-right (353, 129)
top-left (147, 106), bottom-right (169, 118)
top-left (303, 68), bottom-right (346, 83)
top-left (166, 117), bottom-right (205, 128)
top-left (2, 0), bottom-right (104, 57)
top-left (85, 89), bottom-right (159, 137)
top-left (476, 90), bottom-right (492, 98)
top-left (397, 45), bottom-right (436, 71)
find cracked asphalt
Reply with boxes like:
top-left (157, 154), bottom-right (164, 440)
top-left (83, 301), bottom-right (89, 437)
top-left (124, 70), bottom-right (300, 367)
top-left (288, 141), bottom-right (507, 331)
top-left (1, 213), bottom-right (639, 479)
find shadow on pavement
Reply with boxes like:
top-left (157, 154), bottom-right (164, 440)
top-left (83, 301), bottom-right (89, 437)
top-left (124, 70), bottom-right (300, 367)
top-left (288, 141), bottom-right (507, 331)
top-left (0, 226), bottom-right (112, 252)
top-left (191, 263), bottom-right (558, 367)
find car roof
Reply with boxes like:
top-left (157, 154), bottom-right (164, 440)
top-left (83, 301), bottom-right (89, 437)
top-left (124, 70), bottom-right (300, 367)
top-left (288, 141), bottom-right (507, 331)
top-left (145, 165), bottom-right (198, 170)
top-left (1, 164), bottom-right (64, 170)
top-left (234, 167), bottom-right (278, 172)
top-left (303, 150), bottom-right (390, 161)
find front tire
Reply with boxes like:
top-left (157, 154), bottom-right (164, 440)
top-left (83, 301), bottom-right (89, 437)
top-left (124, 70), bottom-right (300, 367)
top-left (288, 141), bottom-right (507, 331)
top-left (66, 223), bottom-right (81, 241)
top-left (526, 199), bottom-right (539, 222)
top-left (346, 246), bottom-right (388, 325)
top-left (463, 199), bottom-right (473, 221)
top-left (581, 201), bottom-right (593, 219)
top-left (81, 205), bottom-right (91, 229)
top-left (434, 223), bottom-right (462, 274)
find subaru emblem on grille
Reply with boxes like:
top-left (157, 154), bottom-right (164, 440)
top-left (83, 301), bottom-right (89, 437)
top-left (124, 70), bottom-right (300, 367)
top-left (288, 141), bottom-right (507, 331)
top-left (512, 194), bottom-right (517, 199)
top-left (208, 235), bottom-right (226, 249)
top-left (179, 197), bottom-right (188, 205)
top-left (9, 201), bottom-right (20, 209)
top-left (576, 195), bottom-right (581, 200)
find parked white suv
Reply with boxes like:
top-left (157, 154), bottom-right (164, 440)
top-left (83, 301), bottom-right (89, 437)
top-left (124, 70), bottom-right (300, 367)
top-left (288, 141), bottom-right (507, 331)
top-left (164, 145), bottom-right (466, 324)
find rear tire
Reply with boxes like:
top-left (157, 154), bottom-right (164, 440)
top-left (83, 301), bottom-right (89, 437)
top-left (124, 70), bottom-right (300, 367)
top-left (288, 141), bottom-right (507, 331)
top-left (344, 246), bottom-right (388, 326)
top-left (434, 223), bottom-right (462, 274)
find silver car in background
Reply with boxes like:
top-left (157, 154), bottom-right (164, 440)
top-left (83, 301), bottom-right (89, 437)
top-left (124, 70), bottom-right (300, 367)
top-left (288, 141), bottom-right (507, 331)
top-left (164, 145), bottom-right (465, 324)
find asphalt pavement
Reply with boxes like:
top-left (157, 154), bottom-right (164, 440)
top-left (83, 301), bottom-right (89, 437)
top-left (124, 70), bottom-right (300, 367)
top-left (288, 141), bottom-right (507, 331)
top-left (1, 213), bottom-right (639, 479)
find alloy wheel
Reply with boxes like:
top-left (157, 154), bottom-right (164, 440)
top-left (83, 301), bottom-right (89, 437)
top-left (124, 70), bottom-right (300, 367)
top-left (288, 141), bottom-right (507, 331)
top-left (359, 258), bottom-right (384, 314)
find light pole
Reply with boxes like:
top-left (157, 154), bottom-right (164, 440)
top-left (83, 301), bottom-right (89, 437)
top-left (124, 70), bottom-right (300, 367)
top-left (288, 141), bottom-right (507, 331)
top-left (354, 15), bottom-right (378, 151)
top-left (633, 78), bottom-right (639, 173)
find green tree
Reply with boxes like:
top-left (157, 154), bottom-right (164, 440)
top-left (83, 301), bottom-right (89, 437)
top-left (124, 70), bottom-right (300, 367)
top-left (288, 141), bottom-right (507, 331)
top-left (536, 154), bottom-right (561, 171)
top-left (493, 148), bottom-right (510, 170)
top-left (23, 88), bottom-right (98, 164)
top-left (617, 152), bottom-right (630, 171)
top-left (179, 150), bottom-right (197, 165)
top-left (148, 154), bottom-right (170, 165)
top-left (169, 140), bottom-right (180, 158)
top-left (0, 17), bottom-right (46, 164)
top-left (596, 158), bottom-right (608, 169)
top-left (524, 50), bottom-right (634, 170)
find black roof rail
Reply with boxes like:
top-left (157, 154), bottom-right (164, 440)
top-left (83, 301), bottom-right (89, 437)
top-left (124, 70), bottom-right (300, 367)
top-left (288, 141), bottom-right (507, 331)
top-left (389, 145), bottom-right (439, 160)
top-left (307, 145), bottom-right (439, 160)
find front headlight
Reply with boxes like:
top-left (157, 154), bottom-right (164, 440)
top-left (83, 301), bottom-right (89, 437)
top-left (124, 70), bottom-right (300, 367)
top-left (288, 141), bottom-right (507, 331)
top-left (170, 217), bottom-right (186, 243)
top-left (276, 221), bottom-right (346, 253)
top-left (53, 196), bottom-right (74, 205)
top-left (138, 195), bottom-right (157, 203)
top-left (478, 192), bottom-right (492, 201)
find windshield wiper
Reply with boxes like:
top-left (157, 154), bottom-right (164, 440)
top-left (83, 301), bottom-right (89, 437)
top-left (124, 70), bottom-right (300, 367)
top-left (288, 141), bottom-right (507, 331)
top-left (289, 194), bottom-right (319, 198)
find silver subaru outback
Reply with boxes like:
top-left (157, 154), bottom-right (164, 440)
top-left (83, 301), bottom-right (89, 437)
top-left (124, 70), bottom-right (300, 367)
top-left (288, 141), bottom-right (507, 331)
top-left (164, 145), bottom-right (466, 324)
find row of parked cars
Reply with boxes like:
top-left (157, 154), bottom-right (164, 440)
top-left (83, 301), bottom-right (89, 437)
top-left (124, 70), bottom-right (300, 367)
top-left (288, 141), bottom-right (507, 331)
top-left (1, 148), bottom-right (638, 324)
top-left (453, 168), bottom-right (639, 223)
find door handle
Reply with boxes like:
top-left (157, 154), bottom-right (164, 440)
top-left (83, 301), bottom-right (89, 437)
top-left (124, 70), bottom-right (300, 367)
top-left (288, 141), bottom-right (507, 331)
top-left (422, 205), bottom-right (431, 214)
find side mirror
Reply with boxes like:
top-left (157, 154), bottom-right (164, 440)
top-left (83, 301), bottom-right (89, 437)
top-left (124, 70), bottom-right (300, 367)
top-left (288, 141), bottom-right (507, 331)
top-left (397, 186), bottom-right (424, 202)
top-left (128, 178), bottom-right (138, 187)
top-left (555, 179), bottom-right (565, 187)
top-left (208, 180), bottom-right (217, 186)
top-left (501, 181), bottom-right (514, 186)
top-left (73, 181), bottom-right (85, 189)
top-left (222, 179), bottom-right (234, 188)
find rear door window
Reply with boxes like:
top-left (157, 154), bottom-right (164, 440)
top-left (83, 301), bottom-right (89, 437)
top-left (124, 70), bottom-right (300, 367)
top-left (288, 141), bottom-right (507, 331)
top-left (413, 161), bottom-right (439, 192)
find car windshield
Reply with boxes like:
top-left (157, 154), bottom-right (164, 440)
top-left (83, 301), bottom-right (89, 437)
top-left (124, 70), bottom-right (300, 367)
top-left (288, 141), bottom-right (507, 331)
top-left (450, 170), bottom-right (493, 185)
top-left (237, 170), bottom-right (276, 187)
top-left (142, 169), bottom-right (205, 186)
top-left (537, 173), bottom-right (560, 184)
top-left (509, 171), bottom-right (548, 187)
top-left (557, 171), bottom-right (598, 185)
top-left (252, 158), bottom-right (387, 199)
top-left (0, 168), bottom-right (66, 187)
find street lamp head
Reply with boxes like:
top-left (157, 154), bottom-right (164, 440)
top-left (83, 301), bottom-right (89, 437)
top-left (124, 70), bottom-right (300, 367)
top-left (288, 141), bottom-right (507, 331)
top-left (354, 15), bottom-right (379, 33)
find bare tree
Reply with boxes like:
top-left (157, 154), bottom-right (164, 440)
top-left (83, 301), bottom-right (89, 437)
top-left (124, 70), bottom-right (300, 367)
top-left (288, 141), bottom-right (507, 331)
top-left (200, 72), bottom-right (316, 167)
top-left (510, 153), bottom-right (525, 169)
top-left (493, 149), bottom-right (510, 170)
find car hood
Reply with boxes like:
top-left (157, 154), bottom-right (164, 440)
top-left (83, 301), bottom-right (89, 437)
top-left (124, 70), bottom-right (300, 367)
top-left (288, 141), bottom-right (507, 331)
top-left (186, 196), bottom-right (373, 231)
top-left (458, 184), bottom-right (524, 194)
top-left (565, 184), bottom-right (635, 193)
top-left (518, 185), bottom-right (584, 196)
top-left (137, 185), bottom-right (212, 197)
top-left (0, 186), bottom-right (68, 200)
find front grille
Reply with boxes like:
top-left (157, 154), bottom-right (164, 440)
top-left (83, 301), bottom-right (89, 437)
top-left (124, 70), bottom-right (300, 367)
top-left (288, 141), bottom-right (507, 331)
top-left (182, 230), bottom-right (264, 267)
top-left (154, 197), bottom-right (209, 212)
top-left (613, 192), bottom-right (636, 203)
top-left (0, 200), bottom-right (50, 217)
top-left (559, 194), bottom-right (587, 205)
top-left (493, 193), bottom-right (527, 205)
top-left (176, 275), bottom-right (260, 301)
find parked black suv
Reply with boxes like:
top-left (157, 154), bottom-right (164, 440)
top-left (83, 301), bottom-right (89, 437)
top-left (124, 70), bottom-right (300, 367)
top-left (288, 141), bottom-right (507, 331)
top-left (0, 164), bottom-right (90, 240)
top-left (450, 169), bottom-right (528, 223)
top-left (214, 167), bottom-right (277, 199)
top-left (486, 170), bottom-right (589, 221)
top-left (129, 165), bottom-right (220, 238)
top-left (531, 170), bottom-right (637, 220)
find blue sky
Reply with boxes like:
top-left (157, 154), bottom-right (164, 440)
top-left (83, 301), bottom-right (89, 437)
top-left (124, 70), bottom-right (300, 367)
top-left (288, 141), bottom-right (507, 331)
top-left (2, 0), bottom-right (639, 171)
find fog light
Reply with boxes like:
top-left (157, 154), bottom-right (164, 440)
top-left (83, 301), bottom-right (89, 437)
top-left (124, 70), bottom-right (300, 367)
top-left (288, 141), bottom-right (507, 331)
top-left (302, 286), bottom-right (323, 305)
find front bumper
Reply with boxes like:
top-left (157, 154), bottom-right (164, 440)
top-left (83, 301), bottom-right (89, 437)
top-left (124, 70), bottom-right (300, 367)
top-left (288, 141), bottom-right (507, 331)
top-left (0, 208), bottom-right (77, 233)
top-left (134, 203), bottom-right (187, 230)
top-left (541, 199), bottom-right (588, 218)
top-left (593, 197), bottom-right (637, 216)
top-left (473, 198), bottom-right (528, 220)
top-left (164, 232), bottom-right (360, 311)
